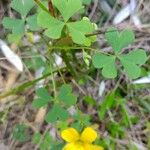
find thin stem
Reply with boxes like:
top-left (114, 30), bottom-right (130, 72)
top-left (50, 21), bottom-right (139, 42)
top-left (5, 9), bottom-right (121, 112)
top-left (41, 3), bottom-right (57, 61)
top-left (54, 61), bottom-right (66, 84)
top-left (86, 27), bottom-right (142, 37)
top-left (49, 58), bottom-right (57, 97)
top-left (0, 67), bottom-right (65, 100)
top-left (34, 0), bottom-right (49, 13)
top-left (48, 46), bottom-right (113, 56)
top-left (61, 50), bottom-right (77, 77)
top-left (41, 36), bottom-right (66, 84)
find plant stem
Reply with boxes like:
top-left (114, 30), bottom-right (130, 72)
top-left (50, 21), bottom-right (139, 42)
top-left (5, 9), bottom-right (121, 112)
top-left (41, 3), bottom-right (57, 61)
top-left (49, 46), bottom-right (114, 56)
top-left (34, 0), bottom-right (49, 13)
top-left (0, 67), bottom-right (65, 100)
top-left (49, 46), bottom-right (113, 56)
top-left (61, 50), bottom-right (77, 77)
top-left (49, 58), bottom-right (57, 97)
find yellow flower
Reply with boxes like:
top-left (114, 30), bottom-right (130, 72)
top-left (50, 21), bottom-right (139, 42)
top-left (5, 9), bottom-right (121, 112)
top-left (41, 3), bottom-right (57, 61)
top-left (61, 127), bottom-right (104, 150)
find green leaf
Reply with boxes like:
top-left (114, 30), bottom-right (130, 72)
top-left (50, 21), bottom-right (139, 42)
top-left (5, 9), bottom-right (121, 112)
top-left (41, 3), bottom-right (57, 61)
top-left (32, 98), bottom-right (47, 108)
top-left (36, 88), bottom-right (51, 100)
top-left (13, 124), bottom-right (29, 142)
top-left (11, 0), bottom-right (35, 17)
top-left (92, 53), bottom-right (117, 78)
top-left (2, 17), bottom-right (25, 34)
top-left (50, 143), bottom-right (64, 150)
top-left (45, 104), bottom-right (69, 123)
top-left (58, 84), bottom-right (77, 106)
top-left (119, 49), bottom-right (147, 79)
top-left (120, 49), bottom-right (147, 65)
top-left (83, 96), bottom-right (96, 106)
top-left (59, 84), bottom-right (72, 94)
top-left (37, 10), bottom-right (65, 39)
top-left (52, 0), bottom-right (83, 21)
top-left (120, 58), bottom-right (141, 79)
top-left (67, 20), bottom-right (94, 46)
top-left (32, 132), bottom-right (52, 150)
top-left (98, 92), bottom-right (115, 120)
top-left (105, 27), bottom-right (135, 53)
top-left (73, 111), bottom-right (91, 127)
top-left (7, 33), bottom-right (22, 44)
top-left (82, 0), bottom-right (92, 5)
top-left (107, 121), bottom-right (124, 137)
top-left (32, 88), bottom-right (52, 108)
top-left (32, 132), bottom-right (41, 144)
top-left (45, 106), bottom-right (58, 123)
top-left (26, 14), bottom-right (39, 31)
top-left (39, 133), bottom-right (51, 150)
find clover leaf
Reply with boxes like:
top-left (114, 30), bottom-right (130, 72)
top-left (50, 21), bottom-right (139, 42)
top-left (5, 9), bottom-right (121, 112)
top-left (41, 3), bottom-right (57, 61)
top-left (37, 0), bottom-right (94, 46)
top-left (52, 0), bottom-right (83, 22)
top-left (2, 0), bottom-right (37, 43)
top-left (42, 84), bottom-right (77, 123)
top-left (67, 20), bottom-right (94, 46)
top-left (58, 84), bottom-right (77, 106)
top-left (26, 14), bottom-right (39, 31)
top-left (37, 10), bottom-right (65, 39)
top-left (32, 88), bottom-right (53, 108)
top-left (92, 28), bottom-right (147, 79)
top-left (45, 104), bottom-right (69, 123)
top-left (119, 49), bottom-right (147, 79)
top-left (11, 0), bottom-right (35, 18)
top-left (105, 27), bottom-right (135, 53)
top-left (92, 53), bottom-right (117, 78)
top-left (2, 17), bottom-right (25, 34)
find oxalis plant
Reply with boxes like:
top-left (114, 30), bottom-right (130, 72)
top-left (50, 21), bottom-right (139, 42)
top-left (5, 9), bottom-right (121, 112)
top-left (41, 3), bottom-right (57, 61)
top-left (1, 0), bottom-right (148, 150)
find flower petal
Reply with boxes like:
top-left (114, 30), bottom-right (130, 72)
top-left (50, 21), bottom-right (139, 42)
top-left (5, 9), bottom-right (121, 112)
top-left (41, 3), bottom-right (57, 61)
top-left (84, 144), bottom-right (104, 150)
top-left (80, 127), bottom-right (97, 143)
top-left (63, 143), bottom-right (84, 150)
top-left (61, 128), bottom-right (80, 142)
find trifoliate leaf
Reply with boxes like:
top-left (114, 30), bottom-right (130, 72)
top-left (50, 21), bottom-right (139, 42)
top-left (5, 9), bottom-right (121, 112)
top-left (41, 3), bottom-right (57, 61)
top-left (58, 84), bottom-right (77, 106)
top-left (105, 27), bottom-right (135, 53)
top-left (11, 0), bottom-right (35, 17)
top-left (2, 17), bottom-right (25, 34)
top-left (36, 2), bottom-right (95, 45)
top-left (26, 14), bottom-right (39, 31)
top-left (92, 53), bottom-right (117, 78)
top-left (32, 88), bottom-right (52, 108)
top-left (119, 49), bottom-right (147, 79)
top-left (37, 10), bottom-right (65, 39)
top-left (67, 20), bottom-right (94, 46)
top-left (52, 0), bottom-right (83, 21)
top-left (45, 104), bottom-right (69, 123)
top-left (93, 28), bottom-right (147, 79)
